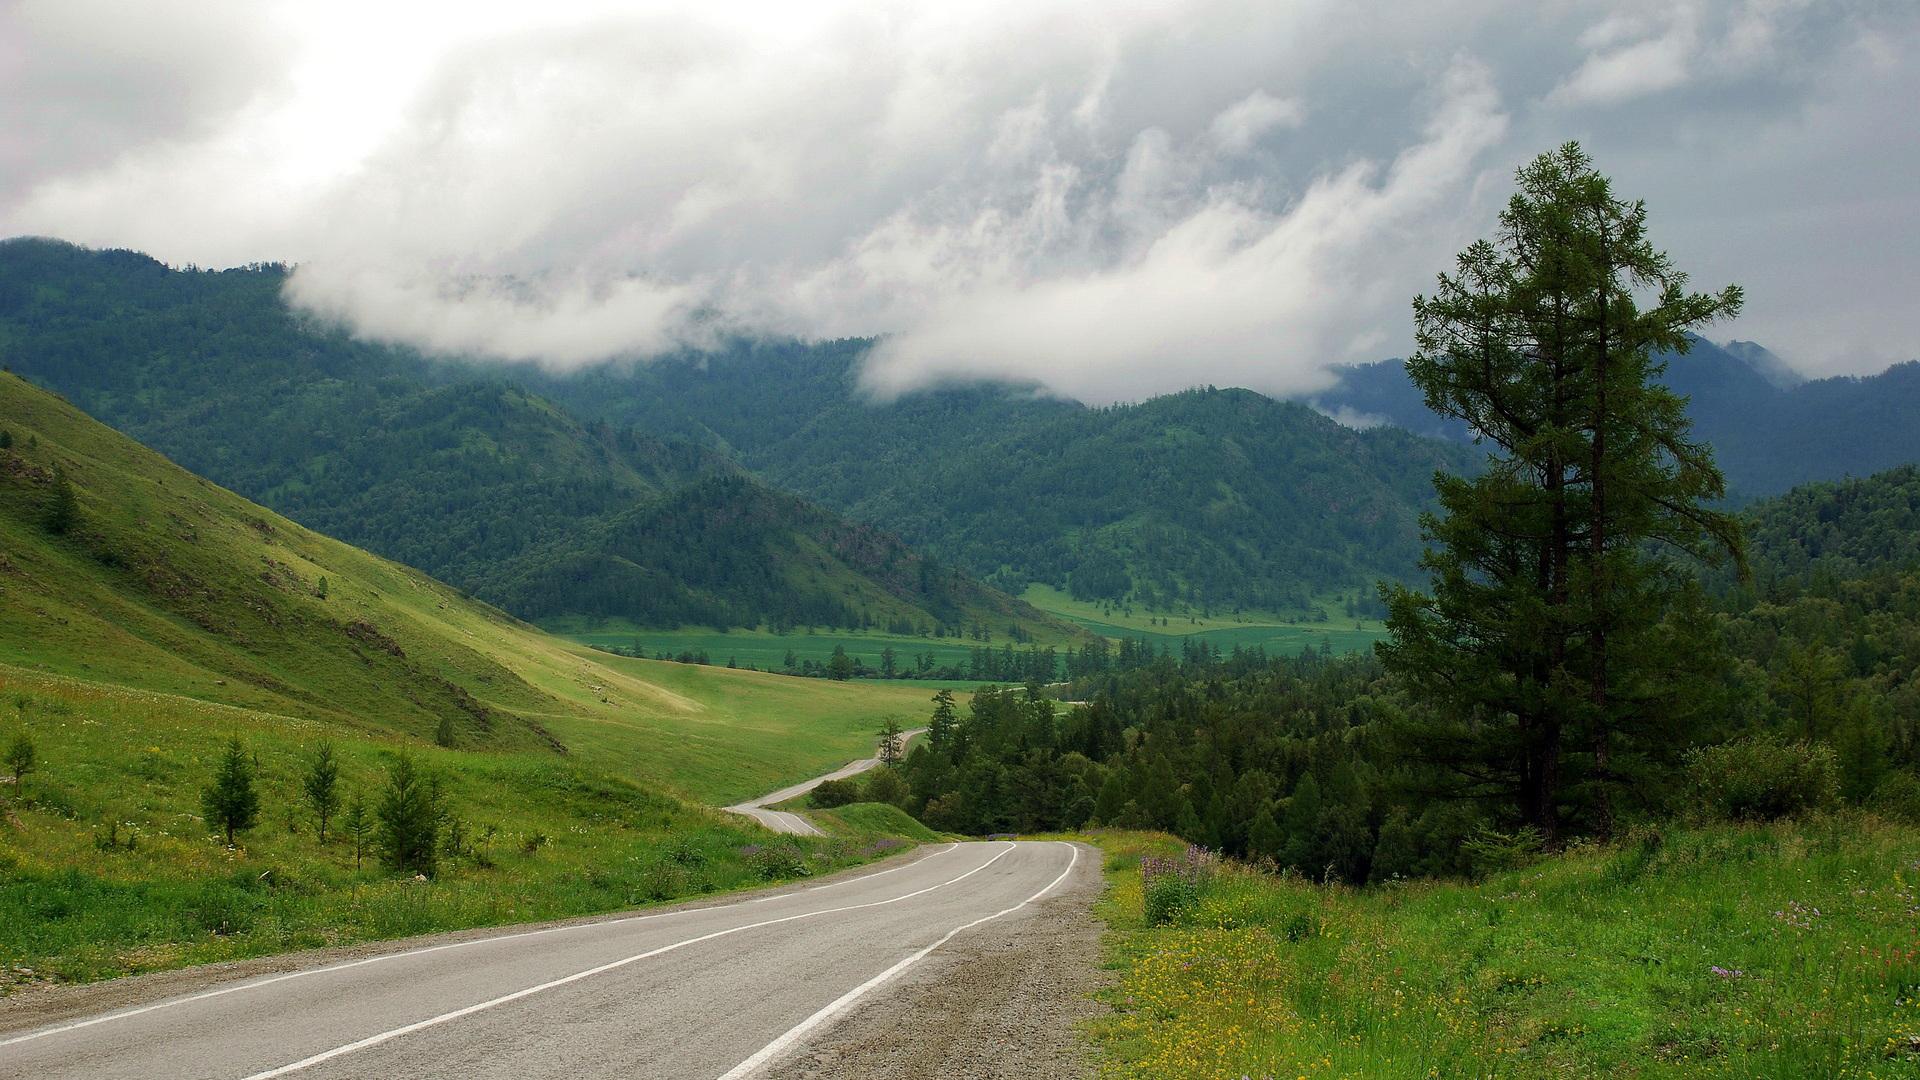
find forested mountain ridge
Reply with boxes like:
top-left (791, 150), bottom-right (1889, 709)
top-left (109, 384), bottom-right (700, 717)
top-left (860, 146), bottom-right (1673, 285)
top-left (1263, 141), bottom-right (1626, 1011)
top-left (518, 348), bottom-right (1479, 614)
top-left (1, 238), bottom-right (1476, 619)
top-left (1318, 338), bottom-right (1920, 498)
top-left (476, 473), bottom-right (1065, 633)
top-left (0, 238), bottom-right (1073, 637)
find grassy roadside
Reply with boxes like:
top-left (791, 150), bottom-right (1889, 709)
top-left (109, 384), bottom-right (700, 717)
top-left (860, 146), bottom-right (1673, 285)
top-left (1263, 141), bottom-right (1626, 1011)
top-left (1078, 819), bottom-right (1920, 1079)
top-left (0, 668), bottom-right (929, 989)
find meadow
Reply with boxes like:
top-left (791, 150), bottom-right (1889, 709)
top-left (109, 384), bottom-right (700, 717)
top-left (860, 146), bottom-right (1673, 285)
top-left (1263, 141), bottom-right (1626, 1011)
top-left (0, 666), bottom-right (926, 986)
top-left (545, 587), bottom-right (1390, 687)
top-left (1084, 819), bottom-right (1920, 1079)
top-left (544, 617), bottom-right (997, 681)
top-left (1021, 585), bottom-right (1389, 657)
top-left (0, 376), bottom-right (948, 988)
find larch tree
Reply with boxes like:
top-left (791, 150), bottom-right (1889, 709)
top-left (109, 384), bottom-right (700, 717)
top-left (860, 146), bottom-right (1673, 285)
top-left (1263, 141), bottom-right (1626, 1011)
top-left (1379, 143), bottom-right (1745, 842)
top-left (201, 738), bottom-right (260, 847)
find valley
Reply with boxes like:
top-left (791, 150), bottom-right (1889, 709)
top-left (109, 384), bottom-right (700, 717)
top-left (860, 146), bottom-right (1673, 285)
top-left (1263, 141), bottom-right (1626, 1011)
top-left (0, 76), bottom-right (1916, 1079)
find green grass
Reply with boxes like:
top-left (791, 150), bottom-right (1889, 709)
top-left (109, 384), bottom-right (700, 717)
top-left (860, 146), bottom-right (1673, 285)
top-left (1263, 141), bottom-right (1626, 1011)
top-left (1082, 819), bottom-right (1920, 1078)
top-left (1021, 585), bottom-right (1388, 657)
top-left (545, 617), bottom-right (1003, 682)
top-left (0, 667), bottom-right (925, 985)
top-left (0, 373), bottom-right (949, 987)
top-left (546, 588), bottom-right (1390, 680)
top-left (809, 803), bottom-right (943, 844)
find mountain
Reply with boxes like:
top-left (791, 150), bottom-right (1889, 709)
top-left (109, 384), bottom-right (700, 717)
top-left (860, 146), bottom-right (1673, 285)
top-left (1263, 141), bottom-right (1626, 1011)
top-left (0, 238), bottom-right (1072, 638)
top-left (513, 350), bottom-right (1477, 616)
top-left (1721, 340), bottom-right (1804, 390)
top-left (1316, 338), bottom-right (1920, 499)
top-left (0, 238), bottom-right (1473, 619)
top-left (0, 371), bottom-right (563, 750)
top-left (0, 368), bottom-right (953, 788)
top-left (475, 473), bottom-right (1075, 634)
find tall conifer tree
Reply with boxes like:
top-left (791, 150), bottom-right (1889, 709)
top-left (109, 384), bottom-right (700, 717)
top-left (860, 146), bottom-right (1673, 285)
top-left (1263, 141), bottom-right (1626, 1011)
top-left (1380, 143), bottom-right (1744, 840)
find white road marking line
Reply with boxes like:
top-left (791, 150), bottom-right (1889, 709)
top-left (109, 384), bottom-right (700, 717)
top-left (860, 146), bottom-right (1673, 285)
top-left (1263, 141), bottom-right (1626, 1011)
top-left (236, 842), bottom-right (1020, 1079)
top-left (0, 843), bottom-right (961, 1050)
top-left (714, 841), bottom-right (1081, 1080)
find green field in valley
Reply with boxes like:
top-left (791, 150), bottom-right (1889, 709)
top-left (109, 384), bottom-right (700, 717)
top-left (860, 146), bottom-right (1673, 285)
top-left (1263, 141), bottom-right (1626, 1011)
top-left (546, 586), bottom-right (1389, 685)
top-left (546, 617), bottom-right (1029, 681)
top-left (1020, 584), bottom-right (1389, 657)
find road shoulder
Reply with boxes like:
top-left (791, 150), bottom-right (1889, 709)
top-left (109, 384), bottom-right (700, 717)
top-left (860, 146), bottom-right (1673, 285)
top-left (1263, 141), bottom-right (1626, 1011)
top-left (774, 840), bottom-right (1110, 1080)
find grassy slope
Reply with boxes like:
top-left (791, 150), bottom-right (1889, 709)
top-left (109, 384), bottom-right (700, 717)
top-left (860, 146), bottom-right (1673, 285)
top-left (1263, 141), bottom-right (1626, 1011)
top-left (1085, 820), bottom-right (1920, 1079)
top-left (0, 372), bottom-right (938, 804)
top-left (0, 374), bottom-right (948, 985)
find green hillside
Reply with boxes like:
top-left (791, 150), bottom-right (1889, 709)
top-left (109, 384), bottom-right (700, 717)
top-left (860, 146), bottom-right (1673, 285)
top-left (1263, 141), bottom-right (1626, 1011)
top-left (0, 371), bottom-right (955, 800)
top-left (530, 353), bottom-right (1478, 617)
top-left (0, 372), bottom-right (968, 986)
top-left (0, 238), bottom-right (1072, 640)
top-left (477, 473), bottom-right (1079, 638)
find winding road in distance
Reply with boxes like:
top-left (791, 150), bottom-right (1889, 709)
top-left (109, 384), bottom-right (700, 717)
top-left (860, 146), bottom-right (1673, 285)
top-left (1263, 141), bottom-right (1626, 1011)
top-left (0, 840), bottom-right (1084, 1079)
top-left (724, 728), bottom-right (927, 835)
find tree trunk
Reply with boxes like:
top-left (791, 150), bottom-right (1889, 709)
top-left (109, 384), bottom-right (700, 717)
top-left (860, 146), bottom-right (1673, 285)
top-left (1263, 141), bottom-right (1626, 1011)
top-left (1589, 217), bottom-right (1614, 839)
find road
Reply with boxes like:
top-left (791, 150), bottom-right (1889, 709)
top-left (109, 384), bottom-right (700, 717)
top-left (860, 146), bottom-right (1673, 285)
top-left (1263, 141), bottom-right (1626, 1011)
top-left (724, 728), bottom-right (927, 835)
top-left (0, 840), bottom-right (1083, 1079)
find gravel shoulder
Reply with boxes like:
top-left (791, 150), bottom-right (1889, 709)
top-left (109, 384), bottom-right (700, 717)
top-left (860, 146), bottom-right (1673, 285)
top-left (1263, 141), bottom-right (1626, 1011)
top-left (776, 840), bottom-right (1111, 1080)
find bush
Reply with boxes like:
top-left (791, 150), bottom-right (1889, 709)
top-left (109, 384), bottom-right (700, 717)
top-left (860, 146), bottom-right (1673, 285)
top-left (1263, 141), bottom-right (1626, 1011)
top-left (1685, 734), bottom-right (1839, 822)
top-left (1141, 845), bottom-right (1216, 926)
top-left (862, 767), bottom-right (910, 808)
top-left (1869, 771), bottom-right (1920, 823)
top-left (745, 842), bottom-right (810, 881)
top-left (809, 778), bottom-right (862, 809)
top-left (1143, 874), bottom-right (1199, 926)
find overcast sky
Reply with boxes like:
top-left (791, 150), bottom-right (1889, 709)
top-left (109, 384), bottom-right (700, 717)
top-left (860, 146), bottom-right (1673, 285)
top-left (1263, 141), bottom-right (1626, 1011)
top-left (3, 0), bottom-right (1914, 402)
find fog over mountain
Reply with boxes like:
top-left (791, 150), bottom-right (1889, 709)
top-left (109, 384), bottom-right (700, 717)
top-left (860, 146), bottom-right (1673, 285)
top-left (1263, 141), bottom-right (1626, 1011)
top-left (4, 0), bottom-right (1917, 401)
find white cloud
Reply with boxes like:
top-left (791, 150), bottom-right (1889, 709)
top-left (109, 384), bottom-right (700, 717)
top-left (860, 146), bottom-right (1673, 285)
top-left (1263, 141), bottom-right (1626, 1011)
top-left (1, 0), bottom-right (1915, 393)
top-left (1314, 404), bottom-right (1391, 430)
top-left (1550, 18), bottom-right (1697, 106)
top-left (1208, 91), bottom-right (1307, 153)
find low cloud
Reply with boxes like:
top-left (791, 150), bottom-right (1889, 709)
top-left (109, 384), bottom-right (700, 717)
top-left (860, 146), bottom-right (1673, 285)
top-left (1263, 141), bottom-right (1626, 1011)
top-left (3, 0), bottom-right (1916, 393)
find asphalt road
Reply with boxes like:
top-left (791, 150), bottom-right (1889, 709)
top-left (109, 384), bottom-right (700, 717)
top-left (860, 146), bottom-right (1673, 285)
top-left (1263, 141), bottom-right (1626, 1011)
top-left (724, 729), bottom-right (927, 835)
top-left (0, 840), bottom-right (1080, 1080)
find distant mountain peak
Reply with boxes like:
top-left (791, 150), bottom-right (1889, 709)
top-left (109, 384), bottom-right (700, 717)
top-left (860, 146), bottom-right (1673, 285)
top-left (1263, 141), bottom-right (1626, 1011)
top-left (1720, 339), bottom-right (1805, 390)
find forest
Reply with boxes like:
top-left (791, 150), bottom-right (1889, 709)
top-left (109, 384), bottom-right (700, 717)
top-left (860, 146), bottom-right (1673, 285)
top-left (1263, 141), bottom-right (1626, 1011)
top-left (889, 465), bottom-right (1919, 879)
top-left (883, 149), bottom-right (1920, 881)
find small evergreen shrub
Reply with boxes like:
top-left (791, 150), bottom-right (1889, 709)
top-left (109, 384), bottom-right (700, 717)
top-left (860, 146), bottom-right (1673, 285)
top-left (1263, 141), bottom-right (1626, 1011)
top-left (1460, 825), bottom-right (1547, 877)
